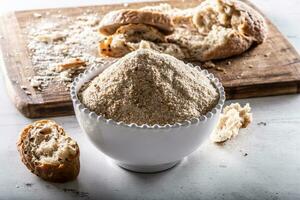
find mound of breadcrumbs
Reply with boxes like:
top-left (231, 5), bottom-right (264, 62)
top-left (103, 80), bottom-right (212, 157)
top-left (79, 49), bottom-right (219, 125)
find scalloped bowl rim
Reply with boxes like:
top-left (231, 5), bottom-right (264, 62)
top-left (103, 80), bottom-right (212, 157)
top-left (70, 62), bottom-right (226, 130)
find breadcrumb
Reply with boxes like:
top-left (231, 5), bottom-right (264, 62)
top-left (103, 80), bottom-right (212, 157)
top-left (211, 103), bottom-right (252, 143)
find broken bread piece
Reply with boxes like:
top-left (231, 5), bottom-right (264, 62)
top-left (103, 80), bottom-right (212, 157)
top-left (211, 103), bottom-right (252, 143)
top-left (17, 120), bottom-right (80, 182)
top-left (167, 0), bottom-right (267, 61)
top-left (56, 58), bottom-right (86, 72)
top-left (99, 24), bottom-right (167, 57)
top-left (98, 0), bottom-right (267, 61)
top-left (193, 0), bottom-right (267, 42)
top-left (99, 9), bottom-right (174, 35)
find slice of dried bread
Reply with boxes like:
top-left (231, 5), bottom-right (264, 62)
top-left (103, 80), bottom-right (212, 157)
top-left (17, 120), bottom-right (80, 182)
top-left (99, 9), bottom-right (174, 35)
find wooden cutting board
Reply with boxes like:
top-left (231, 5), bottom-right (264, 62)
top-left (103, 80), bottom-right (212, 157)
top-left (1, 0), bottom-right (300, 118)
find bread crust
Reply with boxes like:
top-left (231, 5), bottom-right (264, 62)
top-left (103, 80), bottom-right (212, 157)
top-left (221, 0), bottom-right (267, 43)
top-left (189, 0), bottom-right (267, 61)
top-left (197, 31), bottom-right (253, 61)
top-left (99, 24), bottom-right (167, 58)
top-left (99, 9), bottom-right (174, 35)
top-left (98, 0), bottom-right (267, 61)
top-left (17, 120), bottom-right (80, 183)
top-left (192, 0), bottom-right (267, 43)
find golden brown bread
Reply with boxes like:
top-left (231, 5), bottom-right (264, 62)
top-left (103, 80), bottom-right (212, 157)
top-left (17, 120), bottom-right (80, 183)
top-left (194, 0), bottom-right (267, 41)
top-left (99, 9), bottom-right (174, 35)
top-left (98, 0), bottom-right (267, 61)
top-left (99, 24), bottom-right (166, 57)
top-left (168, 0), bottom-right (267, 61)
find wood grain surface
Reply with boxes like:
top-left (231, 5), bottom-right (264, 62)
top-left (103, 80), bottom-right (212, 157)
top-left (1, 0), bottom-right (300, 118)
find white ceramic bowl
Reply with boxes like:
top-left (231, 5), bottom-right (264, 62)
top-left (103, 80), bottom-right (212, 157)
top-left (70, 63), bottom-right (225, 173)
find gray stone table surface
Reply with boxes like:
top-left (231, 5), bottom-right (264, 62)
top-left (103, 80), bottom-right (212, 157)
top-left (0, 0), bottom-right (300, 200)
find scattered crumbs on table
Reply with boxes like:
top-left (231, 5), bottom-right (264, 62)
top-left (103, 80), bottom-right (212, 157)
top-left (226, 61), bottom-right (231, 65)
top-left (248, 65), bottom-right (253, 68)
top-left (25, 183), bottom-right (33, 187)
top-left (257, 122), bottom-right (267, 126)
top-left (15, 185), bottom-right (20, 188)
top-left (30, 77), bottom-right (42, 88)
top-left (237, 75), bottom-right (242, 79)
top-left (63, 188), bottom-right (89, 198)
top-left (264, 52), bottom-right (271, 57)
top-left (243, 153), bottom-right (248, 157)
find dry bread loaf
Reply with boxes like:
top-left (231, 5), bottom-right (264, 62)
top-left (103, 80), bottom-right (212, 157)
top-left (17, 120), bottom-right (80, 182)
top-left (99, 9), bottom-right (174, 35)
top-left (98, 0), bottom-right (267, 61)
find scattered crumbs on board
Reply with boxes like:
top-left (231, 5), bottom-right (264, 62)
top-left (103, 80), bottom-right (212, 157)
top-left (202, 61), bottom-right (216, 69)
top-left (33, 13), bottom-right (42, 18)
top-left (24, 11), bottom-right (108, 92)
top-left (216, 67), bottom-right (226, 73)
top-left (25, 91), bottom-right (32, 96)
top-left (264, 52), bottom-right (271, 57)
top-left (239, 150), bottom-right (248, 157)
top-left (202, 61), bottom-right (227, 73)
